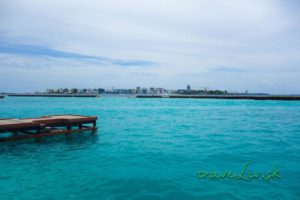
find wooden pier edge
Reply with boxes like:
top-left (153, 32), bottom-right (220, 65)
top-left (0, 126), bottom-right (97, 142)
top-left (0, 114), bottom-right (98, 142)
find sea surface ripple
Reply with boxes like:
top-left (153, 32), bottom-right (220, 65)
top-left (0, 97), bottom-right (300, 199)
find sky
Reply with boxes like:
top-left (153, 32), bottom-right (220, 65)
top-left (0, 0), bottom-right (299, 94)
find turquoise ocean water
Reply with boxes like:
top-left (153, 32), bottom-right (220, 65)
top-left (0, 97), bottom-right (300, 200)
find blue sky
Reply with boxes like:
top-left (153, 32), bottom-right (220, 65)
top-left (0, 0), bottom-right (299, 93)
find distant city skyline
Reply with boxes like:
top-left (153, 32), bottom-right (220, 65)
top-left (1, 0), bottom-right (300, 94)
top-left (1, 85), bottom-right (268, 96)
top-left (1, 85), bottom-right (256, 96)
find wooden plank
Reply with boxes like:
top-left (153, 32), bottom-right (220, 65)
top-left (0, 114), bottom-right (98, 142)
top-left (0, 115), bottom-right (98, 133)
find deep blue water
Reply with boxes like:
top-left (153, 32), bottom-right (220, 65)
top-left (0, 97), bottom-right (300, 200)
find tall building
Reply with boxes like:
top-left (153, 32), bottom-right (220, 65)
top-left (187, 85), bottom-right (191, 91)
top-left (150, 87), bottom-right (155, 94)
top-left (136, 87), bottom-right (142, 94)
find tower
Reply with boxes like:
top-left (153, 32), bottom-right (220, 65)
top-left (187, 84), bottom-right (191, 91)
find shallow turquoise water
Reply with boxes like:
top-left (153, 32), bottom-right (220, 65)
top-left (0, 97), bottom-right (300, 200)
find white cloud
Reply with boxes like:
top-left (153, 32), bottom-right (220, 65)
top-left (0, 0), bottom-right (299, 93)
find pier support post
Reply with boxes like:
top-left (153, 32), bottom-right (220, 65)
top-left (40, 124), bottom-right (46, 133)
top-left (12, 131), bottom-right (18, 136)
top-left (66, 125), bottom-right (72, 138)
top-left (36, 128), bottom-right (41, 134)
top-left (91, 121), bottom-right (97, 134)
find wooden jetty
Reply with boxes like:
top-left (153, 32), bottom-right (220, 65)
top-left (0, 114), bottom-right (97, 142)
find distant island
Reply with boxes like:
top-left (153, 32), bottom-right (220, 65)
top-left (1, 85), bottom-right (300, 100)
top-left (1, 85), bottom-right (268, 96)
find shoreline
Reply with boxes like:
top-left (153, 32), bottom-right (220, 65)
top-left (136, 94), bottom-right (300, 100)
top-left (2, 94), bottom-right (300, 100)
top-left (6, 94), bottom-right (100, 98)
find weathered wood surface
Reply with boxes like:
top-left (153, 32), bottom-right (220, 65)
top-left (0, 114), bottom-right (98, 142)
